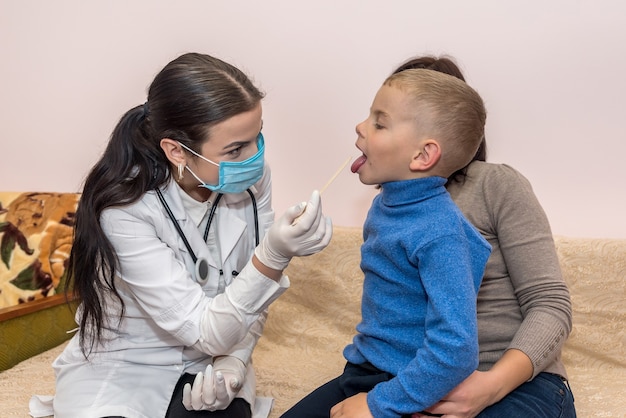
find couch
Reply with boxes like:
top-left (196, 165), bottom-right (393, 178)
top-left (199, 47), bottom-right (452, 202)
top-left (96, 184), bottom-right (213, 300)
top-left (1, 192), bottom-right (625, 417)
top-left (0, 192), bottom-right (79, 373)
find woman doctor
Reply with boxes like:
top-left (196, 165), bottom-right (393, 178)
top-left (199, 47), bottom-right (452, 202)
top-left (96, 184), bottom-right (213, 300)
top-left (53, 52), bottom-right (332, 418)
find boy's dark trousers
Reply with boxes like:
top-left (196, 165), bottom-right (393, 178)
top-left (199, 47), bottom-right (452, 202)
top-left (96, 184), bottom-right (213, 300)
top-left (280, 361), bottom-right (414, 418)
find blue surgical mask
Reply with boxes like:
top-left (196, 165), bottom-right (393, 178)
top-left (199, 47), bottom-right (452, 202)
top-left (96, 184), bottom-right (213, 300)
top-left (179, 133), bottom-right (265, 194)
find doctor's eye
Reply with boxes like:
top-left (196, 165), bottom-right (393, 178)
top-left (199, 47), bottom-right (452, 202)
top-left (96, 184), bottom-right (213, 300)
top-left (226, 146), bottom-right (243, 158)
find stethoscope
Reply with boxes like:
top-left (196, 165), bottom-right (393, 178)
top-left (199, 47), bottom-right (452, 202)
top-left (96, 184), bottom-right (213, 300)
top-left (155, 188), bottom-right (259, 285)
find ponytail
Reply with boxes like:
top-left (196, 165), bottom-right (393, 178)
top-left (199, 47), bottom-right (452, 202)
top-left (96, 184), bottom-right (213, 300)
top-left (68, 104), bottom-right (169, 356)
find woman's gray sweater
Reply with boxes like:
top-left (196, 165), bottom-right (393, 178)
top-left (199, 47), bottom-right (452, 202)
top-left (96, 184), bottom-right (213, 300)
top-left (447, 161), bottom-right (571, 379)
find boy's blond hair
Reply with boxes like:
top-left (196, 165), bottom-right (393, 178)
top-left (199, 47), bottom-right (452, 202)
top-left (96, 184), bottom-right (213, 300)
top-left (385, 69), bottom-right (486, 177)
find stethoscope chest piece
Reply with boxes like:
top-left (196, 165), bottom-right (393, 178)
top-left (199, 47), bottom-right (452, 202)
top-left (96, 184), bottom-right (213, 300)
top-left (195, 258), bottom-right (210, 285)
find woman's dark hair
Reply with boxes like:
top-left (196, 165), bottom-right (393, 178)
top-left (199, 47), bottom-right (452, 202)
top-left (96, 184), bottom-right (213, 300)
top-left (392, 55), bottom-right (487, 183)
top-left (68, 53), bottom-right (264, 356)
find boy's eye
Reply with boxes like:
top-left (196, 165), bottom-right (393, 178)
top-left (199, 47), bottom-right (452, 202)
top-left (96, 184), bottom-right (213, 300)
top-left (374, 123), bottom-right (384, 130)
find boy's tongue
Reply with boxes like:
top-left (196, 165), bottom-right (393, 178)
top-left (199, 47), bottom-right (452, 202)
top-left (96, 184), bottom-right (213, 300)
top-left (351, 155), bottom-right (367, 173)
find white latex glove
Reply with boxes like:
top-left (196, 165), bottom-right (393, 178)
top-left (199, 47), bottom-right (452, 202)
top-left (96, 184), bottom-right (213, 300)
top-left (255, 190), bottom-right (332, 271)
top-left (182, 356), bottom-right (246, 411)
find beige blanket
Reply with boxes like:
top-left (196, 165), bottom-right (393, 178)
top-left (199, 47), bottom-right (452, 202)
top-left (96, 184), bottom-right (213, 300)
top-left (1, 227), bottom-right (625, 417)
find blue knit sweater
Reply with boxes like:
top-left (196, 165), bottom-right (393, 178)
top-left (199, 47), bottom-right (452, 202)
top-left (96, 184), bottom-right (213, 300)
top-left (343, 176), bottom-right (491, 417)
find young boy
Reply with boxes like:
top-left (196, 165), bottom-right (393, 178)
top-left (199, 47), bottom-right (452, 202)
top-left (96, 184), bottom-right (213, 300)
top-left (281, 69), bottom-right (492, 418)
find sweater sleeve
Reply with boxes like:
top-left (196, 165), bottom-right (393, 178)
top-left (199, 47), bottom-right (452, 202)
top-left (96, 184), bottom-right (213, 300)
top-left (484, 164), bottom-right (572, 378)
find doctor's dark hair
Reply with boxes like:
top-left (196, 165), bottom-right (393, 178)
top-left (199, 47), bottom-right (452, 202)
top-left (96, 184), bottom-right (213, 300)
top-left (68, 52), bottom-right (265, 356)
top-left (392, 55), bottom-right (487, 182)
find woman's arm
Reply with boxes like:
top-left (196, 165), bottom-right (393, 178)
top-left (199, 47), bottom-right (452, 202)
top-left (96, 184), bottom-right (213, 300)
top-left (486, 165), bottom-right (572, 377)
top-left (415, 349), bottom-right (532, 417)
top-left (422, 163), bottom-right (573, 417)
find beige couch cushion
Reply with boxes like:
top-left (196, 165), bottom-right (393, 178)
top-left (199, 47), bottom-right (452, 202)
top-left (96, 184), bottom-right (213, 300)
top-left (1, 227), bottom-right (624, 417)
top-left (557, 236), bottom-right (626, 417)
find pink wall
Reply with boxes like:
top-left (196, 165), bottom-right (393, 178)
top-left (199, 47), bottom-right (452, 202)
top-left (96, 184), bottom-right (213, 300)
top-left (1, 0), bottom-right (624, 239)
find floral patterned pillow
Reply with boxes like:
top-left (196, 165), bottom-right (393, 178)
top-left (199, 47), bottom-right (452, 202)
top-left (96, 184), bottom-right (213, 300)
top-left (0, 192), bottom-right (79, 310)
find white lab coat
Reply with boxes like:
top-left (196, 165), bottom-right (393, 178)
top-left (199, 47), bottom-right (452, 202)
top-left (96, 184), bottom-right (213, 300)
top-left (52, 164), bottom-right (288, 418)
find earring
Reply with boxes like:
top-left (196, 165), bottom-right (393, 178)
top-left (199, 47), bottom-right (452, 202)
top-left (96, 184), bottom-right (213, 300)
top-left (177, 163), bottom-right (184, 181)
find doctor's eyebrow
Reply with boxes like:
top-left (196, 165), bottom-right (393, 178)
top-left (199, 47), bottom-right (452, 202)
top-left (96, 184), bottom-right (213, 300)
top-left (221, 123), bottom-right (263, 152)
top-left (222, 138), bottom-right (255, 152)
top-left (223, 140), bottom-right (246, 149)
top-left (220, 118), bottom-right (263, 152)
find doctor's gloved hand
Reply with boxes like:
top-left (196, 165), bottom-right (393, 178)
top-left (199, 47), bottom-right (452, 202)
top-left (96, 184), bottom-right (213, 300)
top-left (182, 356), bottom-right (246, 411)
top-left (255, 190), bottom-right (333, 271)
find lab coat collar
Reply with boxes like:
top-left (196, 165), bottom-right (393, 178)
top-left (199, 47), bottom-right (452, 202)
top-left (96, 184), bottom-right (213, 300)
top-left (157, 179), bottom-right (247, 266)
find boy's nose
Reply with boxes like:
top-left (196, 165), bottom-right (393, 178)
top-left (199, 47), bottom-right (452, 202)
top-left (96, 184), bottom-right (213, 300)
top-left (355, 121), bottom-right (365, 138)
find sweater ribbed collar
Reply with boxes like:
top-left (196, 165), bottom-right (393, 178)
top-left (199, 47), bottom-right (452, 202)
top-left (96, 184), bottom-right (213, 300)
top-left (379, 176), bottom-right (448, 206)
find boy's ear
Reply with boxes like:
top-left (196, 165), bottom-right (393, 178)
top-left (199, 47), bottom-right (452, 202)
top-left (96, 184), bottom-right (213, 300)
top-left (410, 140), bottom-right (441, 172)
top-left (160, 138), bottom-right (187, 166)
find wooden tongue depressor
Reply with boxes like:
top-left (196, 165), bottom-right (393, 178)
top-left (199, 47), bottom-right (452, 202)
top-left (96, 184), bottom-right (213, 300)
top-left (319, 156), bottom-right (353, 195)
top-left (292, 156), bottom-right (352, 225)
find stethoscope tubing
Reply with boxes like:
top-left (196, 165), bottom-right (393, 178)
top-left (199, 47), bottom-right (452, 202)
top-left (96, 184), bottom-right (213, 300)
top-left (155, 188), bottom-right (200, 264)
top-left (155, 187), bottom-right (259, 284)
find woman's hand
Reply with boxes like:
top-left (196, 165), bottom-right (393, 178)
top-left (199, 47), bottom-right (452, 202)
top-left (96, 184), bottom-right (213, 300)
top-left (330, 393), bottom-right (373, 418)
top-left (412, 370), bottom-right (498, 418)
top-left (413, 350), bottom-right (533, 418)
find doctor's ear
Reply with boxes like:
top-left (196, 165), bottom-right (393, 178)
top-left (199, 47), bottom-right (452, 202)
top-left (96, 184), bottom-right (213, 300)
top-left (410, 140), bottom-right (441, 172)
top-left (160, 138), bottom-right (187, 166)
